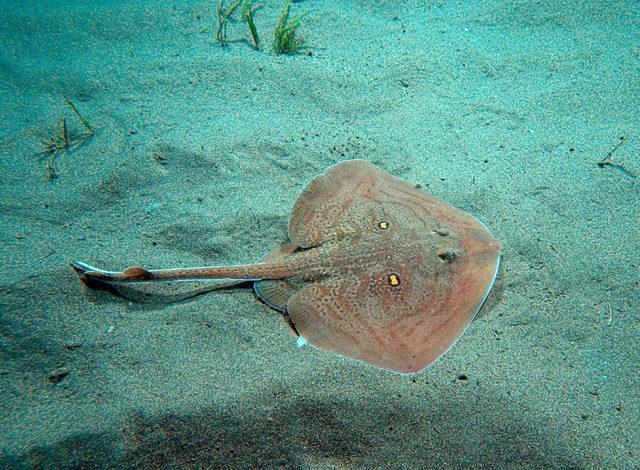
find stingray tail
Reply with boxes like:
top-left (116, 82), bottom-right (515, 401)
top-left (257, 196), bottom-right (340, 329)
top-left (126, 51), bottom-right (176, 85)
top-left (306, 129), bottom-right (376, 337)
top-left (71, 260), bottom-right (289, 283)
top-left (69, 260), bottom-right (264, 303)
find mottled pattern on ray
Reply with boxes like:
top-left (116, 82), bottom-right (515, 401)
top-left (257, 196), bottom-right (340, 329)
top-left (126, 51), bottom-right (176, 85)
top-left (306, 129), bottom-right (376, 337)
top-left (257, 160), bottom-right (501, 374)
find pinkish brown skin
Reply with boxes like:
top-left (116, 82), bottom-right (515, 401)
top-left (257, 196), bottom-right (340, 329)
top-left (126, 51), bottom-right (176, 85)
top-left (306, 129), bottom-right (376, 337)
top-left (72, 160), bottom-right (501, 374)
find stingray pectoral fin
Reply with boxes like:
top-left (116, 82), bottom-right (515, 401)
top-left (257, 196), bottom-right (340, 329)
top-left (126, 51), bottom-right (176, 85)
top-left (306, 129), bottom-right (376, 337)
top-left (254, 279), bottom-right (298, 311)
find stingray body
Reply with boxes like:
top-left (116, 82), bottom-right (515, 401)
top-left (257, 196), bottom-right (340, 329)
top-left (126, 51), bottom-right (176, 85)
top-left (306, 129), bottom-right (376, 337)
top-left (72, 160), bottom-right (501, 374)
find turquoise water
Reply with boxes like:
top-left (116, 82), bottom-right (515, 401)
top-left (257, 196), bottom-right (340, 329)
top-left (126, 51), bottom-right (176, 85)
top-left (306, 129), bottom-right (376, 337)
top-left (1, 1), bottom-right (638, 468)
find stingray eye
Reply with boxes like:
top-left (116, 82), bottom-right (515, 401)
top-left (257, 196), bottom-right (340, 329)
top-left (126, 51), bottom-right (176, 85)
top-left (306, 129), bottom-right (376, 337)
top-left (433, 227), bottom-right (450, 236)
top-left (378, 221), bottom-right (389, 230)
top-left (388, 273), bottom-right (400, 286)
top-left (438, 251), bottom-right (458, 262)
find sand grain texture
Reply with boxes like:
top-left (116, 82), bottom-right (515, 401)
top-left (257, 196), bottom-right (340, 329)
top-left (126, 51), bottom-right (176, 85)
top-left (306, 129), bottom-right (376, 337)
top-left (1, 0), bottom-right (638, 468)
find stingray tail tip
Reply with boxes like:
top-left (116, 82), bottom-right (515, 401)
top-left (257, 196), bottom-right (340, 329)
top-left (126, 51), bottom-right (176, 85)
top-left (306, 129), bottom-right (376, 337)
top-left (70, 260), bottom-right (92, 280)
top-left (69, 260), bottom-right (114, 291)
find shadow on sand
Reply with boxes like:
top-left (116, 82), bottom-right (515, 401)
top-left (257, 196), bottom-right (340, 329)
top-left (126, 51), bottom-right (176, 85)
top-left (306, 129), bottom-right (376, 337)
top-left (5, 386), bottom-right (579, 469)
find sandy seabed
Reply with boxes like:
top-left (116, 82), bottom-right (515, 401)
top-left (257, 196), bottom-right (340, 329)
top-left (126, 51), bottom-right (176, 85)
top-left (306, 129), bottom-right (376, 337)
top-left (1, 0), bottom-right (638, 468)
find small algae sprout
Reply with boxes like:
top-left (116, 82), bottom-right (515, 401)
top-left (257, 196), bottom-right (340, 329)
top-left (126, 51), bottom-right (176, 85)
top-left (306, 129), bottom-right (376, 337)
top-left (215, 0), bottom-right (242, 46)
top-left (40, 117), bottom-right (69, 179)
top-left (597, 135), bottom-right (637, 178)
top-left (241, 0), bottom-right (260, 50)
top-left (41, 116), bottom-right (69, 156)
top-left (272, 0), bottom-right (307, 54)
top-left (39, 96), bottom-right (95, 179)
top-left (63, 95), bottom-right (94, 137)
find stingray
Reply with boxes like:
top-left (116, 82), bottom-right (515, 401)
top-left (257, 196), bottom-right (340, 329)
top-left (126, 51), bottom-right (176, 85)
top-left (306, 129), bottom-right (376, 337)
top-left (71, 160), bottom-right (501, 374)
